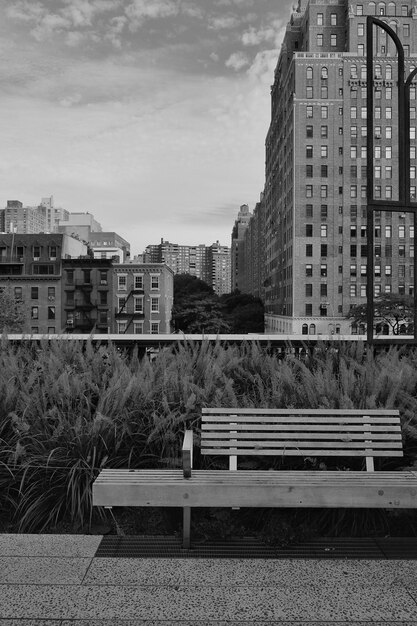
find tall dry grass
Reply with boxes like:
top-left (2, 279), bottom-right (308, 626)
top-left (1, 337), bottom-right (417, 532)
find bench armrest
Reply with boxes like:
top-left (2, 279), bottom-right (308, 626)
top-left (182, 430), bottom-right (193, 479)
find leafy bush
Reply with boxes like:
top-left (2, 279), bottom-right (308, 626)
top-left (1, 337), bottom-right (417, 534)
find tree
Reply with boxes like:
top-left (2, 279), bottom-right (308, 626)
top-left (220, 291), bottom-right (265, 333)
top-left (347, 294), bottom-right (414, 335)
top-left (172, 274), bottom-right (231, 333)
top-left (0, 285), bottom-right (28, 333)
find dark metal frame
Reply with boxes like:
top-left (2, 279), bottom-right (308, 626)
top-left (366, 16), bottom-right (417, 345)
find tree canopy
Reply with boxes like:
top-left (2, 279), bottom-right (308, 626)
top-left (172, 277), bottom-right (264, 334)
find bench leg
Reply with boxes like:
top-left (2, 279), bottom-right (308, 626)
top-left (183, 507), bottom-right (191, 549)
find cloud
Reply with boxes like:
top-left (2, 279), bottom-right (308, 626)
top-left (247, 48), bottom-right (279, 83)
top-left (225, 51), bottom-right (250, 71)
top-left (125, 0), bottom-right (179, 30)
top-left (208, 15), bottom-right (241, 30)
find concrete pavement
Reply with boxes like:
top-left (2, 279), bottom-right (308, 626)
top-left (1, 534), bottom-right (417, 624)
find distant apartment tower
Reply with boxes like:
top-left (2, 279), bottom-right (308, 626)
top-left (261, 0), bottom-right (417, 335)
top-left (1, 200), bottom-right (46, 234)
top-left (57, 212), bottom-right (102, 242)
top-left (231, 204), bottom-right (252, 292)
top-left (144, 239), bottom-right (231, 295)
top-left (37, 196), bottom-right (69, 232)
top-left (238, 196), bottom-right (266, 300)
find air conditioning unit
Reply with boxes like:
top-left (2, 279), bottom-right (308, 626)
top-left (375, 133), bottom-right (381, 139)
top-left (48, 296), bottom-right (55, 301)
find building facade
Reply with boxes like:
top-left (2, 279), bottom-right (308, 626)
top-left (112, 263), bottom-right (174, 334)
top-left (89, 232), bottom-right (131, 263)
top-left (0, 233), bottom-right (87, 333)
top-left (261, 0), bottom-right (417, 335)
top-left (62, 258), bottom-right (113, 334)
top-left (144, 239), bottom-right (231, 295)
top-left (231, 204), bottom-right (252, 293)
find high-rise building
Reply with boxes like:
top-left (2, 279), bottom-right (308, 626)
top-left (261, 0), bottom-right (417, 335)
top-left (231, 204), bottom-right (252, 293)
top-left (1, 200), bottom-right (46, 234)
top-left (144, 239), bottom-right (231, 295)
top-left (37, 196), bottom-right (69, 232)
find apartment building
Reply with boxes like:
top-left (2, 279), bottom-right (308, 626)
top-left (261, 0), bottom-right (417, 335)
top-left (144, 239), bottom-right (231, 295)
top-left (112, 263), bottom-right (174, 334)
top-left (0, 233), bottom-right (87, 333)
top-left (230, 204), bottom-right (252, 293)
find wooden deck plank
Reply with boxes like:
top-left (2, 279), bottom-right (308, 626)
top-left (201, 424), bottom-right (402, 432)
top-left (201, 432), bottom-right (402, 441)
top-left (202, 416), bottom-right (400, 424)
top-left (202, 408), bottom-right (400, 415)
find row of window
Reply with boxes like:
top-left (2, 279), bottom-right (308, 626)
top-left (349, 284), bottom-right (413, 297)
top-left (116, 321), bottom-right (161, 334)
top-left (117, 296), bottom-right (161, 314)
top-left (14, 286), bottom-right (56, 300)
top-left (31, 306), bottom-right (56, 320)
top-left (354, 2), bottom-right (410, 16)
top-left (305, 184), bottom-right (417, 200)
top-left (350, 66), bottom-right (416, 84)
top-left (0, 246), bottom-right (58, 260)
top-left (304, 243), bottom-right (415, 258)
top-left (117, 274), bottom-right (159, 290)
top-left (315, 33), bottom-right (339, 47)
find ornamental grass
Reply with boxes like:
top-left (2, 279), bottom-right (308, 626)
top-left (0, 337), bottom-right (417, 534)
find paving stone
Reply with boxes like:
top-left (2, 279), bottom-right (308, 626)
top-left (0, 556), bottom-right (92, 585)
top-left (0, 534), bottom-right (102, 558)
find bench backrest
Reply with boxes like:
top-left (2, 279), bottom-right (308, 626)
top-left (201, 408), bottom-right (403, 471)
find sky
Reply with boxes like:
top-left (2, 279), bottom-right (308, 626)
top-left (0, 0), bottom-right (293, 254)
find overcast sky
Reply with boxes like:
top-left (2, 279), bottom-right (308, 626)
top-left (0, 0), bottom-right (292, 254)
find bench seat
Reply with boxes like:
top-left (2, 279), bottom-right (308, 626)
top-left (93, 468), bottom-right (417, 509)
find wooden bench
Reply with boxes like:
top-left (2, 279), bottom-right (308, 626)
top-left (93, 408), bottom-right (417, 549)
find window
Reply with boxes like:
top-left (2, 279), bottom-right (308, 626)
top-left (321, 125), bottom-right (328, 138)
top-left (321, 86), bottom-right (328, 99)
top-left (350, 185), bottom-right (357, 198)
top-left (320, 284), bottom-right (328, 297)
top-left (351, 225), bottom-right (357, 238)
top-left (321, 67), bottom-right (328, 80)
top-left (330, 34), bottom-right (337, 46)
top-left (306, 86), bottom-right (313, 99)
top-left (404, 23), bottom-right (410, 36)
top-left (306, 125), bottom-right (313, 138)
top-left (306, 204), bottom-right (313, 217)
top-left (100, 291), bottom-right (107, 305)
top-left (320, 185), bottom-right (328, 198)
top-left (351, 106), bottom-right (357, 119)
top-left (306, 185), bottom-right (313, 197)
top-left (350, 284), bottom-right (357, 297)
top-left (66, 270), bottom-right (74, 284)
top-left (305, 304), bottom-right (313, 316)
top-left (118, 274), bottom-right (127, 290)
top-left (31, 287), bottom-right (38, 299)
top-left (386, 107), bottom-right (392, 119)
top-left (306, 164), bottom-right (313, 177)
top-left (134, 296), bottom-right (143, 313)
top-left (330, 13), bottom-right (337, 25)
top-left (351, 64), bottom-right (358, 78)
top-left (306, 66), bottom-right (313, 79)
top-left (151, 297), bottom-right (160, 312)
top-left (306, 244), bottom-right (313, 257)
top-left (360, 285), bottom-right (367, 297)
top-left (358, 23), bottom-right (364, 36)
top-left (361, 146), bottom-right (367, 159)
top-left (375, 165), bottom-right (381, 179)
top-left (306, 145), bottom-right (313, 158)
top-left (317, 34), bottom-right (323, 46)
top-left (117, 321), bottom-right (127, 334)
top-left (358, 44), bottom-right (364, 55)
top-left (48, 287), bottom-right (55, 301)
top-left (320, 204), bottom-right (328, 219)
top-left (100, 271), bottom-right (108, 285)
top-left (361, 106), bottom-right (367, 119)
top-left (151, 322), bottom-right (160, 334)
top-left (31, 306), bottom-right (38, 320)
top-left (321, 106), bottom-right (328, 119)
top-left (321, 224), bottom-right (328, 237)
top-left (386, 86), bottom-right (392, 100)
top-left (33, 246), bottom-right (41, 260)
top-left (350, 245), bottom-right (357, 257)
top-left (385, 146), bottom-right (392, 159)
top-left (385, 166), bottom-right (392, 179)
top-left (351, 146), bottom-right (357, 158)
top-left (386, 65), bottom-right (392, 79)
top-left (306, 224), bottom-right (313, 237)
top-left (385, 186), bottom-right (392, 199)
top-left (305, 284), bottom-right (313, 297)
top-left (321, 264), bottom-right (327, 277)
top-left (321, 244), bottom-right (328, 257)
top-left (350, 264), bottom-right (357, 277)
top-left (48, 306), bottom-right (55, 320)
top-left (321, 165), bottom-right (328, 177)
top-left (385, 225), bottom-right (392, 238)
top-left (117, 297), bottom-right (126, 313)
top-left (151, 275), bottom-right (160, 290)
top-left (134, 322), bottom-right (144, 334)
top-left (49, 246), bottom-right (57, 260)
top-left (47, 327), bottom-right (55, 334)
top-left (317, 13), bottom-right (323, 25)
top-left (306, 106), bottom-right (313, 118)
top-left (305, 264), bottom-right (313, 277)
top-left (321, 146), bottom-right (328, 158)
top-left (134, 274), bottom-right (143, 289)
top-left (357, 4), bottom-right (363, 14)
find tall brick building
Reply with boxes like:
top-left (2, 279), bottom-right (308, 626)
top-left (262, 0), bottom-right (417, 335)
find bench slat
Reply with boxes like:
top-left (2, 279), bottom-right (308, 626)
top-left (202, 416), bottom-right (400, 424)
top-left (202, 432), bottom-right (401, 441)
top-left (202, 448), bottom-right (403, 456)
top-left (202, 408), bottom-right (400, 415)
top-left (202, 424), bottom-right (402, 432)
top-left (93, 469), bottom-right (417, 509)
